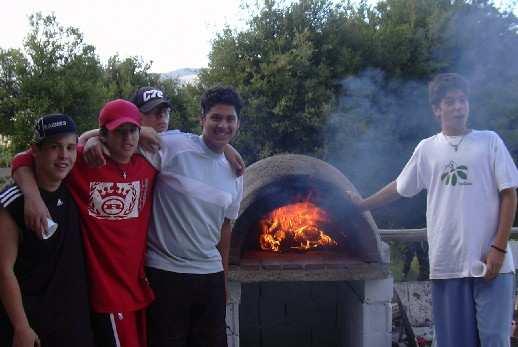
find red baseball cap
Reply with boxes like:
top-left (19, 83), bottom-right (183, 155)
top-left (99, 99), bottom-right (141, 130)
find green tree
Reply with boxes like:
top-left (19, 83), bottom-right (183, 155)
top-left (0, 48), bottom-right (29, 134)
top-left (158, 79), bottom-right (201, 132)
top-left (0, 13), bottom-right (107, 149)
top-left (104, 55), bottom-right (157, 99)
top-left (200, 0), bottom-right (354, 162)
top-left (0, 13), bottom-right (197, 150)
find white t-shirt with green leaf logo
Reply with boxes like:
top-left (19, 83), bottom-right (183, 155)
top-left (397, 130), bottom-right (518, 279)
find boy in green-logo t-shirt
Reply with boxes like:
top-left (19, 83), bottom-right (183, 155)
top-left (349, 73), bottom-right (518, 346)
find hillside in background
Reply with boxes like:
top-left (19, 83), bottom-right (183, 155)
top-left (160, 68), bottom-right (200, 85)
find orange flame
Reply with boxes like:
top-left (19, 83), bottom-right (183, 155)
top-left (259, 201), bottom-right (338, 252)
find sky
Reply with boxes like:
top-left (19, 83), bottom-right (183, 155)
top-left (0, 0), bottom-right (248, 73)
top-left (1, 0), bottom-right (515, 74)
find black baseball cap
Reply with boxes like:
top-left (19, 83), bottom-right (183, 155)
top-left (33, 113), bottom-right (77, 144)
top-left (132, 87), bottom-right (172, 113)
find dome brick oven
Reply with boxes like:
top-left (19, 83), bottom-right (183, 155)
top-left (225, 154), bottom-right (394, 347)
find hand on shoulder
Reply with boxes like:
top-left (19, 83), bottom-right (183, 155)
top-left (83, 137), bottom-right (108, 168)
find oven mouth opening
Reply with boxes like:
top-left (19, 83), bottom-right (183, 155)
top-left (237, 176), bottom-right (356, 257)
top-left (229, 154), bottom-right (387, 266)
top-left (257, 195), bottom-right (340, 253)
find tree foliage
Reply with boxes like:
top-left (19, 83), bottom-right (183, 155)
top-left (104, 55), bottom-right (156, 99)
top-left (0, 13), bottom-right (105, 149)
top-left (0, 13), bottom-right (193, 153)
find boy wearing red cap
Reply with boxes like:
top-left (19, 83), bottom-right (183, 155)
top-left (11, 99), bottom-right (157, 347)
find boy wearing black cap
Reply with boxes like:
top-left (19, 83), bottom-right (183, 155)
top-left (132, 86), bottom-right (172, 133)
top-left (0, 114), bottom-right (94, 346)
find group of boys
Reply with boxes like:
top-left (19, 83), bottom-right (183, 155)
top-left (1, 72), bottom-right (517, 347)
top-left (0, 85), bottom-right (242, 347)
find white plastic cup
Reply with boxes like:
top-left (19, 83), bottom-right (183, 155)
top-left (42, 218), bottom-right (58, 240)
top-left (470, 260), bottom-right (487, 277)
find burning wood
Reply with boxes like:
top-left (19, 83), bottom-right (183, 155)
top-left (259, 200), bottom-right (338, 252)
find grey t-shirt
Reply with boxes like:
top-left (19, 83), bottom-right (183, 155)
top-left (144, 132), bottom-right (243, 274)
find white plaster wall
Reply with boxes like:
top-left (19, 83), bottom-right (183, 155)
top-left (341, 278), bottom-right (393, 347)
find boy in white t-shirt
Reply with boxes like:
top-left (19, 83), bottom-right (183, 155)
top-left (350, 73), bottom-right (518, 347)
top-left (144, 86), bottom-right (244, 347)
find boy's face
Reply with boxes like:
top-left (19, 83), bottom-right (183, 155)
top-left (200, 104), bottom-right (239, 153)
top-left (432, 89), bottom-right (470, 133)
top-left (102, 123), bottom-right (140, 163)
top-left (141, 105), bottom-right (170, 133)
top-left (32, 133), bottom-right (77, 183)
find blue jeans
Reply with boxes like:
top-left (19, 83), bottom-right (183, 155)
top-left (432, 274), bottom-right (514, 347)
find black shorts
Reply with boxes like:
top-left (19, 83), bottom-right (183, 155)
top-left (146, 267), bottom-right (227, 347)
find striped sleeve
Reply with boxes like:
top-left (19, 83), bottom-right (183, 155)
top-left (0, 185), bottom-right (23, 211)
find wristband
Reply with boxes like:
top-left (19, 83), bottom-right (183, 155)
top-left (490, 244), bottom-right (507, 254)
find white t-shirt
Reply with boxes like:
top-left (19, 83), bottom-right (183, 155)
top-left (396, 130), bottom-right (518, 279)
top-left (144, 132), bottom-right (243, 274)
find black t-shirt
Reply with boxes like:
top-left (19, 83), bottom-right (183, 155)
top-left (0, 184), bottom-right (94, 346)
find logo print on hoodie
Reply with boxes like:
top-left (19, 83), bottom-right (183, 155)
top-left (88, 181), bottom-right (140, 219)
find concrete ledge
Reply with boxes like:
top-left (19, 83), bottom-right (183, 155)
top-left (228, 263), bottom-right (390, 282)
top-left (379, 228), bottom-right (518, 242)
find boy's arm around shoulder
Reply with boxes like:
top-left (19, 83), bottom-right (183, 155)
top-left (0, 208), bottom-right (41, 346)
top-left (78, 129), bottom-right (100, 145)
top-left (139, 130), bottom-right (196, 171)
top-left (223, 144), bottom-right (245, 177)
top-left (141, 131), bottom-right (194, 170)
top-left (81, 130), bottom-right (109, 168)
top-left (11, 151), bottom-right (50, 238)
top-left (139, 126), bottom-right (161, 153)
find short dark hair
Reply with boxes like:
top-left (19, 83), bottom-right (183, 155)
top-left (428, 73), bottom-right (470, 107)
top-left (200, 86), bottom-right (243, 117)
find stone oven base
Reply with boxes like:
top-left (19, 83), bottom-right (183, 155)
top-left (226, 278), bottom-right (394, 347)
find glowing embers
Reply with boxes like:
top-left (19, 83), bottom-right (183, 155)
top-left (259, 199), bottom-right (338, 252)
